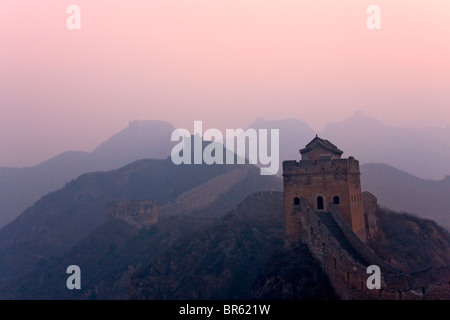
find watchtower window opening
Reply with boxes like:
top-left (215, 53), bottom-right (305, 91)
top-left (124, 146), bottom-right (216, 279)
top-left (293, 197), bottom-right (300, 206)
top-left (317, 196), bottom-right (324, 210)
top-left (333, 196), bottom-right (340, 205)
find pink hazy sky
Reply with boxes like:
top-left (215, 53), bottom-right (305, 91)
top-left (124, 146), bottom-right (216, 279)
top-left (1, 0), bottom-right (450, 167)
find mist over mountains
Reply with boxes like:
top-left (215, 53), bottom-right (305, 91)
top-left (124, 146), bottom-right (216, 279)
top-left (361, 163), bottom-right (450, 229)
top-left (1, 112), bottom-right (450, 231)
top-left (250, 111), bottom-right (450, 180)
top-left (321, 111), bottom-right (450, 180)
top-left (250, 114), bottom-right (450, 228)
top-left (0, 120), bottom-right (175, 227)
top-left (0, 154), bottom-right (281, 288)
top-left (2, 191), bottom-right (448, 300)
top-left (247, 117), bottom-right (315, 163)
top-left (0, 113), bottom-right (449, 299)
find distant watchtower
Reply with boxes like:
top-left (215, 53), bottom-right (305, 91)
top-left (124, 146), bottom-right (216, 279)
top-left (283, 136), bottom-right (366, 243)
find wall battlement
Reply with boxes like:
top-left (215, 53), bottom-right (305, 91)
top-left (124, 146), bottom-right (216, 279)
top-left (292, 197), bottom-right (450, 299)
top-left (283, 157), bottom-right (360, 175)
top-left (283, 137), bottom-right (366, 242)
top-left (106, 200), bottom-right (158, 228)
top-left (160, 166), bottom-right (249, 216)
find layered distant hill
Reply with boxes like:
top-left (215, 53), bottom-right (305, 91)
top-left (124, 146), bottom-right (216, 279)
top-left (0, 120), bottom-right (175, 227)
top-left (321, 111), bottom-right (450, 180)
top-left (246, 113), bottom-right (450, 180)
top-left (361, 163), bottom-right (450, 230)
top-left (2, 114), bottom-right (450, 230)
top-left (0, 155), bottom-right (281, 289)
top-left (3, 191), bottom-right (448, 300)
top-left (248, 116), bottom-right (450, 228)
top-left (0, 192), bottom-right (338, 300)
top-left (247, 118), bottom-right (315, 172)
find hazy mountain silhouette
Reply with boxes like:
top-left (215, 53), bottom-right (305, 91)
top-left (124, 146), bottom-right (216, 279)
top-left (2, 113), bottom-right (450, 230)
top-left (246, 113), bottom-right (450, 180)
top-left (361, 163), bottom-right (450, 230)
top-left (0, 192), bottom-right (335, 300)
top-left (3, 191), bottom-right (448, 300)
top-left (90, 120), bottom-right (174, 167)
top-left (246, 118), bottom-right (316, 174)
top-left (0, 153), bottom-right (281, 288)
top-left (321, 111), bottom-right (450, 180)
top-left (250, 115), bottom-right (450, 228)
top-left (0, 120), bottom-right (175, 228)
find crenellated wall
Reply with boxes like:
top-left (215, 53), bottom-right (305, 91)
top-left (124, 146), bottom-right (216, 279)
top-left (283, 156), bottom-right (366, 243)
top-left (290, 197), bottom-right (450, 300)
top-left (160, 166), bottom-right (249, 216)
top-left (106, 200), bottom-right (158, 228)
top-left (283, 157), bottom-right (361, 175)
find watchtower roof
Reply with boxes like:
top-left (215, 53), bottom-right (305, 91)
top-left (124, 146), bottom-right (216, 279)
top-left (300, 135), bottom-right (343, 157)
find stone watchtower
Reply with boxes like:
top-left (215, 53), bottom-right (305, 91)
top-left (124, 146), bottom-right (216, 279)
top-left (283, 136), bottom-right (366, 243)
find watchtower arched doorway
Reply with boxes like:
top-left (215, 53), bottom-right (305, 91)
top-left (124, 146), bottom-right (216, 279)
top-left (317, 196), bottom-right (324, 210)
top-left (293, 197), bottom-right (300, 206)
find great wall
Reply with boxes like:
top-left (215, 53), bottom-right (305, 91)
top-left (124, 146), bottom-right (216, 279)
top-left (106, 200), bottom-right (158, 228)
top-left (292, 192), bottom-right (450, 299)
top-left (105, 166), bottom-right (250, 227)
top-left (159, 165), bottom-right (250, 216)
top-left (283, 136), bottom-right (450, 299)
top-left (105, 136), bottom-right (450, 299)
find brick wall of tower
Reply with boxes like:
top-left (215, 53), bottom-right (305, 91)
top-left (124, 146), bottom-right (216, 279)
top-left (348, 172), bottom-right (366, 240)
top-left (291, 198), bottom-right (450, 300)
top-left (283, 156), bottom-right (366, 244)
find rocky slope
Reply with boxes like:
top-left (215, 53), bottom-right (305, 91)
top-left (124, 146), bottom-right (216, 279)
top-left (2, 191), bottom-right (449, 299)
top-left (0, 120), bottom-right (175, 227)
top-left (0, 158), bottom-right (281, 289)
top-left (361, 163), bottom-right (450, 229)
top-left (366, 205), bottom-right (450, 272)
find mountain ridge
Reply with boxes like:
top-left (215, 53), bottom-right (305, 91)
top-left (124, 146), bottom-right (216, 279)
top-left (0, 156), bottom-right (281, 288)
top-left (0, 120), bottom-right (175, 227)
top-left (4, 190), bottom-right (448, 300)
top-left (2, 114), bottom-right (450, 231)
top-left (361, 162), bottom-right (450, 229)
